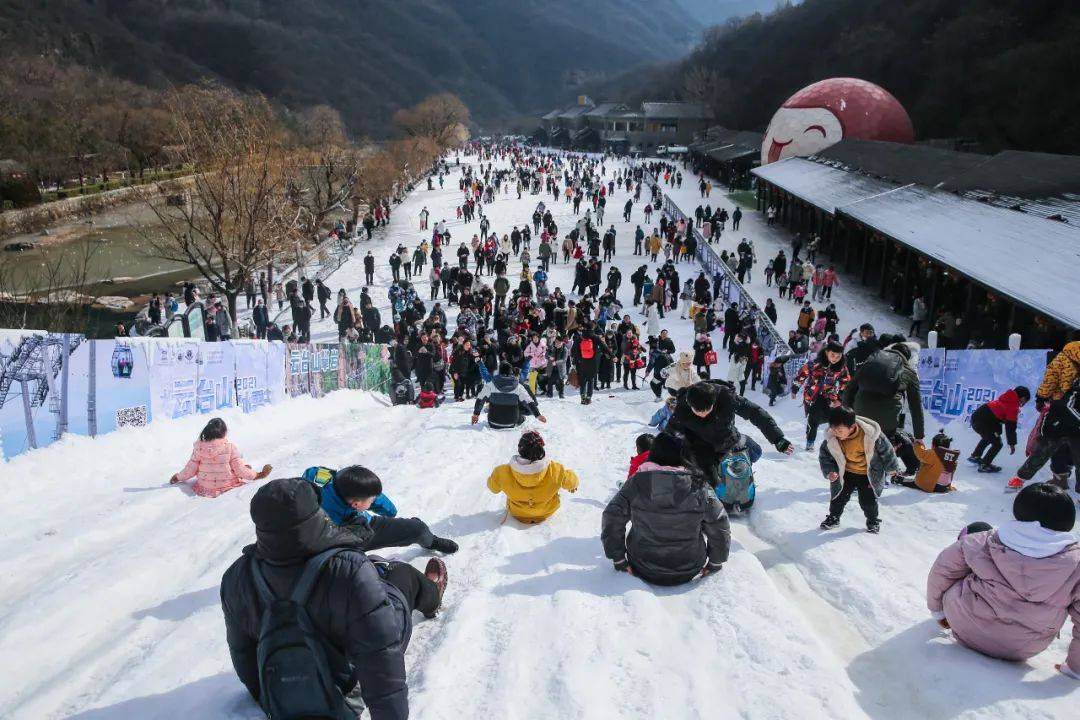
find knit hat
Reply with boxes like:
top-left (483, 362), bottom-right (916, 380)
top-left (250, 478), bottom-right (321, 533)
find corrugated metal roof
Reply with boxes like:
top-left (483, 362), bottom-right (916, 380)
top-left (811, 139), bottom-right (987, 188)
top-left (752, 158), bottom-right (902, 214)
top-left (838, 185), bottom-right (1080, 329)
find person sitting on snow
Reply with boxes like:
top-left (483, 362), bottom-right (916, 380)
top-left (602, 432), bottom-right (730, 586)
top-left (305, 465), bottom-right (458, 554)
top-left (927, 482), bottom-right (1080, 681)
top-left (170, 418), bottom-right (272, 498)
top-left (486, 431), bottom-right (579, 524)
top-left (472, 362), bottom-right (547, 429)
top-left (894, 429), bottom-right (961, 493)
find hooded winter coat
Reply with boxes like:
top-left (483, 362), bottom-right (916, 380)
top-left (1038, 341), bottom-right (1080, 401)
top-left (819, 416), bottom-right (900, 497)
top-left (175, 438), bottom-right (258, 498)
top-left (601, 462), bottom-right (730, 585)
top-left (927, 523), bottom-right (1080, 673)
top-left (220, 480), bottom-right (411, 720)
top-left (486, 456), bottom-right (579, 523)
top-left (843, 342), bottom-right (925, 439)
top-left (665, 351), bottom-right (697, 393)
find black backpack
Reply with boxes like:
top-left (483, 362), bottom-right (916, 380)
top-left (250, 548), bottom-right (354, 720)
top-left (856, 350), bottom-right (905, 396)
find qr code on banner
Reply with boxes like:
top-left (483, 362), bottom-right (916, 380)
top-left (115, 405), bottom-right (149, 428)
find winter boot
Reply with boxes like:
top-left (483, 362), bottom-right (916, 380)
top-left (1005, 476), bottom-right (1024, 492)
top-left (820, 515), bottom-right (840, 530)
top-left (966, 455), bottom-right (983, 465)
top-left (1048, 473), bottom-right (1070, 490)
top-left (423, 557), bottom-right (448, 619)
top-left (866, 518), bottom-right (881, 534)
top-left (977, 463), bottom-right (1002, 474)
top-left (430, 537), bottom-right (459, 554)
top-left (805, 440), bottom-right (814, 452)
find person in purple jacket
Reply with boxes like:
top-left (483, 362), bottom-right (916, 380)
top-left (927, 483), bottom-right (1080, 679)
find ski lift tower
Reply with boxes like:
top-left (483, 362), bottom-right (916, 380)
top-left (0, 333), bottom-right (82, 450)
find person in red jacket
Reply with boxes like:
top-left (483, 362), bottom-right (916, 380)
top-left (627, 433), bottom-right (654, 482)
top-left (968, 386), bottom-right (1031, 473)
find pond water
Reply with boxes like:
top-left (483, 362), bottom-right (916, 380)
top-left (1, 202), bottom-right (194, 295)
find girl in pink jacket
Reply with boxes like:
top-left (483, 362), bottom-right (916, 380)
top-left (170, 418), bottom-right (272, 498)
top-left (927, 483), bottom-right (1080, 679)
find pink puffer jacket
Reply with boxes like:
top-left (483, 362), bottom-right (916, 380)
top-left (927, 523), bottom-right (1080, 673)
top-left (175, 438), bottom-right (258, 498)
top-left (524, 338), bottom-right (548, 370)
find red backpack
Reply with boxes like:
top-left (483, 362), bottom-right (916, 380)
top-left (580, 338), bottom-right (595, 360)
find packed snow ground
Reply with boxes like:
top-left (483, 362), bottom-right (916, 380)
top-left (1, 153), bottom-right (1076, 719)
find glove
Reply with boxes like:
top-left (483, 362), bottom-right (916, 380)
top-left (613, 558), bottom-right (630, 573)
top-left (470, 415), bottom-right (479, 425)
top-left (700, 561), bottom-right (723, 577)
top-left (775, 438), bottom-right (793, 455)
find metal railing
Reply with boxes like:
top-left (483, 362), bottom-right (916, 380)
top-left (632, 160), bottom-right (810, 378)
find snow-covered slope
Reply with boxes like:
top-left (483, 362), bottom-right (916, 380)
top-left (1, 153), bottom-right (1076, 719)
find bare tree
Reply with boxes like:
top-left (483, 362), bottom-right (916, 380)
top-left (142, 84), bottom-right (294, 319)
top-left (393, 94), bottom-right (471, 150)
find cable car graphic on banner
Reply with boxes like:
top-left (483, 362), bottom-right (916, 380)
top-left (111, 342), bottom-right (134, 379)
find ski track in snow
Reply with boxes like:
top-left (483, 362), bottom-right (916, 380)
top-left (1, 154), bottom-right (1077, 719)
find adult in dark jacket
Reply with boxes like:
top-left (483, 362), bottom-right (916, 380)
top-left (602, 433), bottom-right (730, 585)
top-left (220, 478), bottom-right (447, 720)
top-left (252, 299), bottom-right (270, 339)
top-left (573, 326), bottom-right (601, 404)
top-left (842, 336), bottom-right (925, 474)
top-left (667, 381), bottom-right (793, 475)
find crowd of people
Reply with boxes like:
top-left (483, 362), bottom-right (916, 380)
top-left (157, 142), bottom-right (1080, 718)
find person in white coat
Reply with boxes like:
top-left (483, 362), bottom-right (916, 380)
top-left (645, 300), bottom-right (661, 337)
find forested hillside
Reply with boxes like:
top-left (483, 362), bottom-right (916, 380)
top-left (616, 0), bottom-right (1080, 154)
top-left (0, 0), bottom-right (699, 135)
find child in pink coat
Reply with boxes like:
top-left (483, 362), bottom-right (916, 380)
top-left (170, 418), bottom-right (271, 498)
top-left (927, 483), bottom-right (1080, 679)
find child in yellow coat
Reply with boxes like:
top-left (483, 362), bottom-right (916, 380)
top-left (487, 431), bottom-right (579, 523)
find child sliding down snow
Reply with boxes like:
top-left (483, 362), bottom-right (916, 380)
top-left (304, 465), bottom-right (458, 554)
top-left (417, 382), bottom-right (443, 409)
top-left (927, 483), bottom-right (1080, 680)
top-left (818, 406), bottom-right (900, 533)
top-left (170, 418), bottom-right (271, 498)
top-left (627, 433), bottom-right (654, 482)
top-left (487, 431), bottom-right (579, 524)
top-left (895, 430), bottom-right (960, 493)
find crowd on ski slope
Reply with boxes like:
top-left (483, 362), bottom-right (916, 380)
top-left (162, 143), bottom-right (1080, 718)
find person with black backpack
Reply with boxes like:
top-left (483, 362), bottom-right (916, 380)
top-left (572, 323), bottom-right (601, 405)
top-left (842, 334), bottom-right (925, 475)
top-left (220, 478), bottom-right (448, 720)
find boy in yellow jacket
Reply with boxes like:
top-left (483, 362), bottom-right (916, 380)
top-left (487, 431), bottom-right (579, 523)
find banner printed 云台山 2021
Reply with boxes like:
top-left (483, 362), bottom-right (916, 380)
top-left (918, 348), bottom-right (1048, 432)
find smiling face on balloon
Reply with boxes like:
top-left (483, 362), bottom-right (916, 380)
top-left (761, 107), bottom-right (844, 165)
